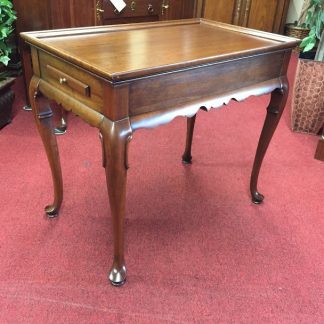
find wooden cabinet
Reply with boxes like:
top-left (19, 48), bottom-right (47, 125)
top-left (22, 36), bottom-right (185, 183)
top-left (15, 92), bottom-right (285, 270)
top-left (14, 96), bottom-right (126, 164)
top-left (201, 0), bottom-right (290, 34)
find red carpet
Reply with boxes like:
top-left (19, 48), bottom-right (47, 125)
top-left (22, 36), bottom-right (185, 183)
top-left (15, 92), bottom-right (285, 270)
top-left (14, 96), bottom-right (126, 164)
top-left (0, 55), bottom-right (323, 323)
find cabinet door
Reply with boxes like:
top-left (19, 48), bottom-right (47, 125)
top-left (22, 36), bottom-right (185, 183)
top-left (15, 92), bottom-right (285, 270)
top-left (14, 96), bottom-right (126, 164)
top-left (166, 0), bottom-right (196, 20)
top-left (13, 0), bottom-right (96, 31)
top-left (181, 0), bottom-right (196, 19)
top-left (203, 0), bottom-right (236, 24)
top-left (202, 0), bottom-right (290, 33)
top-left (13, 0), bottom-right (51, 32)
top-left (247, 0), bottom-right (290, 33)
top-left (50, 0), bottom-right (72, 29)
top-left (51, 0), bottom-right (97, 28)
top-left (247, 0), bottom-right (277, 32)
top-left (71, 0), bottom-right (97, 27)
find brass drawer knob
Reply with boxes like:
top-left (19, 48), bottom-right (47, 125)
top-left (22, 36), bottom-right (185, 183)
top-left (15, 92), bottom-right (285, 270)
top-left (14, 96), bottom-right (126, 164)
top-left (148, 4), bottom-right (154, 13)
top-left (131, 1), bottom-right (136, 11)
top-left (161, 3), bottom-right (169, 15)
top-left (59, 77), bottom-right (67, 84)
top-left (96, 0), bottom-right (104, 19)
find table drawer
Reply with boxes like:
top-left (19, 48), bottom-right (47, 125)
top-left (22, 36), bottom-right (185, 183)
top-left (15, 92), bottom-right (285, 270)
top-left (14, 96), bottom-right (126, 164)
top-left (38, 50), bottom-right (103, 112)
top-left (46, 64), bottom-right (90, 97)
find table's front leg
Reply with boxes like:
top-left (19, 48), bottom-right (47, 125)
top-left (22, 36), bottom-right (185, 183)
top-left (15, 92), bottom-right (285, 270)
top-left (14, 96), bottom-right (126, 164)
top-left (100, 117), bottom-right (133, 286)
top-left (29, 76), bottom-right (63, 217)
top-left (250, 77), bottom-right (289, 204)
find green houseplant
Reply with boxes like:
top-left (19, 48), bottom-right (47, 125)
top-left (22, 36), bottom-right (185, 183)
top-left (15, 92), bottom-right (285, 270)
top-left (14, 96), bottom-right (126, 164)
top-left (0, 0), bottom-right (17, 129)
top-left (299, 0), bottom-right (324, 54)
top-left (0, 0), bottom-right (16, 66)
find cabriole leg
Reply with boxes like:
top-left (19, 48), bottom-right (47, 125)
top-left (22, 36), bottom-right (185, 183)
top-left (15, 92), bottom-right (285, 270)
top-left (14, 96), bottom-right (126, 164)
top-left (29, 77), bottom-right (63, 217)
top-left (250, 78), bottom-right (289, 204)
top-left (100, 118), bottom-right (132, 286)
top-left (182, 114), bottom-right (197, 164)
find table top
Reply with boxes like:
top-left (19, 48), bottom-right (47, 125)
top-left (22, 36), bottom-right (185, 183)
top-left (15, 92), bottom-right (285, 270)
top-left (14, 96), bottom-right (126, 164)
top-left (21, 19), bottom-right (299, 81)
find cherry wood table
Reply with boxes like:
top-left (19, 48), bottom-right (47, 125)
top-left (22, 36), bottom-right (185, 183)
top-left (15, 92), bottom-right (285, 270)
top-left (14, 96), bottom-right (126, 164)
top-left (21, 19), bottom-right (299, 286)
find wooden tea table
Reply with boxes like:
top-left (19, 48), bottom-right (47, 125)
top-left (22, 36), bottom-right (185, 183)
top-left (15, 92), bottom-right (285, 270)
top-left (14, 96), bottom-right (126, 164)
top-left (21, 19), bottom-right (299, 286)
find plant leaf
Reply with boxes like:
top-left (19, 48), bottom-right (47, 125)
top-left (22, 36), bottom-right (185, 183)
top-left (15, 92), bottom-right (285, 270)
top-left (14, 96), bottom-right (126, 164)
top-left (303, 37), bottom-right (317, 52)
top-left (0, 0), bottom-right (17, 65)
top-left (0, 55), bottom-right (9, 65)
top-left (300, 35), bottom-right (313, 47)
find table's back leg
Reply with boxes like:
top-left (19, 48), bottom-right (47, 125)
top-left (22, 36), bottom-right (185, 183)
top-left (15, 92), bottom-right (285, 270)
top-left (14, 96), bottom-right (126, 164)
top-left (250, 77), bottom-right (289, 204)
top-left (182, 114), bottom-right (197, 164)
top-left (100, 117), bottom-right (132, 287)
top-left (29, 77), bottom-right (63, 217)
top-left (54, 105), bottom-right (68, 135)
